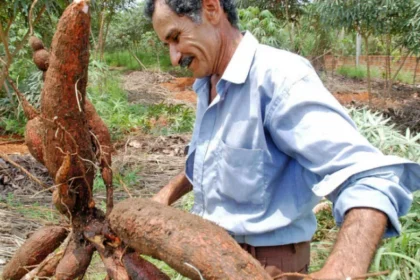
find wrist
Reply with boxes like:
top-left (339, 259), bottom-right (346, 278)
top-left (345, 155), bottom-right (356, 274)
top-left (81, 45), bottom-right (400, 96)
top-left (151, 192), bottom-right (170, 205)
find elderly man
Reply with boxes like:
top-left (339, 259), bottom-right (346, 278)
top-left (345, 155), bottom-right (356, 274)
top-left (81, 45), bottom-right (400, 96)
top-left (144, 0), bottom-right (420, 278)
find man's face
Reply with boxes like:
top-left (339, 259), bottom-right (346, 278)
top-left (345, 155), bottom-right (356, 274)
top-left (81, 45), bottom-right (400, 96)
top-left (152, 0), bottom-right (220, 78)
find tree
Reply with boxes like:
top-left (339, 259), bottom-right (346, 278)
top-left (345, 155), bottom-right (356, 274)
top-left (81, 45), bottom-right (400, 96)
top-left (106, 4), bottom-right (156, 69)
top-left (317, 0), bottom-right (387, 104)
top-left (238, 7), bottom-right (285, 48)
top-left (404, 0), bottom-right (420, 85)
top-left (0, 0), bottom-right (69, 106)
top-left (374, 0), bottom-right (416, 95)
top-left (238, 0), bottom-right (310, 52)
top-left (90, 0), bottom-right (136, 61)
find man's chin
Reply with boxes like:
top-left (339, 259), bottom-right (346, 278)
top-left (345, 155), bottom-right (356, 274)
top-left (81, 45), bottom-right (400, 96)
top-left (191, 71), bottom-right (206, 78)
top-left (189, 64), bottom-right (210, 78)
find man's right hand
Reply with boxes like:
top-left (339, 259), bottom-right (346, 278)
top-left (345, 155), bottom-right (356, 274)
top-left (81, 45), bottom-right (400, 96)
top-left (151, 190), bottom-right (170, 205)
top-left (150, 171), bottom-right (192, 206)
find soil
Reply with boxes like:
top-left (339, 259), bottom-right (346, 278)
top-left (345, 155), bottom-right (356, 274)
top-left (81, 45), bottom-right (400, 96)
top-left (1, 70), bottom-right (419, 274)
top-left (324, 73), bottom-right (420, 132)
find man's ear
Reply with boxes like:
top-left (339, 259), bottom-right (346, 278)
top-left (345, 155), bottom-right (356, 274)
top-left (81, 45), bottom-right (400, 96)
top-left (202, 0), bottom-right (222, 24)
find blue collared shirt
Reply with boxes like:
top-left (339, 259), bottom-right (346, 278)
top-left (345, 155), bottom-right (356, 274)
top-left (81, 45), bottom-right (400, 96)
top-left (185, 31), bottom-right (420, 246)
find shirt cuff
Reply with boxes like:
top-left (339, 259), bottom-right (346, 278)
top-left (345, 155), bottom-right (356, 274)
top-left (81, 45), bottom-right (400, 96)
top-left (332, 184), bottom-right (402, 238)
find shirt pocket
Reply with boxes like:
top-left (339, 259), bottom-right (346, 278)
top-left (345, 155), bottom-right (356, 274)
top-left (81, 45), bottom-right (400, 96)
top-left (216, 140), bottom-right (266, 206)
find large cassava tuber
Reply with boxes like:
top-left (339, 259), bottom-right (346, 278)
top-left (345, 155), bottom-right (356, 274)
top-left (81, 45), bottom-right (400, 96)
top-left (54, 238), bottom-right (95, 280)
top-left (109, 198), bottom-right (272, 280)
top-left (2, 226), bottom-right (68, 280)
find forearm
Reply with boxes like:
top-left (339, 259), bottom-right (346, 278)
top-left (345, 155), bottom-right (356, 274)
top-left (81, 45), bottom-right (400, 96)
top-left (318, 208), bottom-right (387, 277)
top-left (152, 171), bottom-right (192, 205)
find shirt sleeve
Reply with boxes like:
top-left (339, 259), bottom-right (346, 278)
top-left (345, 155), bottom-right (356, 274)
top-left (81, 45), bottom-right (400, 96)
top-left (266, 65), bottom-right (420, 236)
top-left (326, 166), bottom-right (413, 237)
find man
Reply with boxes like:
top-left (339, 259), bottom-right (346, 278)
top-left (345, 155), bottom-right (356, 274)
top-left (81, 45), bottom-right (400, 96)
top-left (144, 0), bottom-right (420, 278)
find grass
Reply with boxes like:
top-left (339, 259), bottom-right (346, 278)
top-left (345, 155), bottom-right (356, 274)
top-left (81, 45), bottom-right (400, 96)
top-left (337, 65), bottom-right (381, 80)
top-left (0, 193), bottom-right (60, 223)
top-left (336, 65), bottom-right (416, 85)
top-left (88, 68), bottom-right (194, 141)
top-left (104, 50), bottom-right (192, 77)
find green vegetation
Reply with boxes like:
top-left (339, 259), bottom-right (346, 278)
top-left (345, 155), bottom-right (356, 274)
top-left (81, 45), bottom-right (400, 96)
top-left (0, 193), bottom-right (60, 223)
top-left (1, 0), bottom-right (420, 278)
top-left (88, 68), bottom-right (194, 140)
top-left (337, 65), bottom-right (414, 84)
top-left (337, 66), bottom-right (381, 81)
top-left (311, 107), bottom-right (420, 278)
top-left (104, 51), bottom-right (169, 70)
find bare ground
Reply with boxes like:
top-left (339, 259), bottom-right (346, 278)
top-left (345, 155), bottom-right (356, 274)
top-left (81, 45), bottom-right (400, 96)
top-left (324, 73), bottom-right (420, 133)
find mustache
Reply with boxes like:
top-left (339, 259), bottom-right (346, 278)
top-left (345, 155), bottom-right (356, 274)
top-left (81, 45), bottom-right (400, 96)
top-left (179, 56), bottom-right (194, 68)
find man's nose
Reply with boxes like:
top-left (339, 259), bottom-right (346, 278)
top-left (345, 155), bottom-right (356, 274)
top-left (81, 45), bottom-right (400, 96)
top-left (169, 44), bottom-right (181, 66)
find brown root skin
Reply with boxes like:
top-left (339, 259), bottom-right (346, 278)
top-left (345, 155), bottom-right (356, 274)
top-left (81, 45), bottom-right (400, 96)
top-left (25, 117), bottom-right (45, 165)
top-left (55, 238), bottom-right (95, 280)
top-left (52, 153), bottom-right (77, 214)
top-left (40, 0), bottom-right (94, 214)
top-left (91, 243), bottom-right (130, 280)
top-left (2, 226), bottom-right (68, 280)
top-left (52, 186), bottom-right (76, 215)
top-left (85, 99), bottom-right (114, 215)
top-left (34, 251), bottom-right (63, 278)
top-left (123, 252), bottom-right (170, 280)
top-left (109, 198), bottom-right (272, 280)
top-left (33, 49), bottom-right (49, 71)
top-left (29, 36), bottom-right (45, 51)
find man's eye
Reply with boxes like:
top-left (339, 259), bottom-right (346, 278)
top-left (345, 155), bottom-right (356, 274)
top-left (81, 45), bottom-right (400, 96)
top-left (173, 33), bottom-right (179, 42)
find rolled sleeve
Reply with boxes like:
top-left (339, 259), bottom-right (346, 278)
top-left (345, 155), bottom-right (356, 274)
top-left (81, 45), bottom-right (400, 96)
top-left (327, 166), bottom-right (414, 237)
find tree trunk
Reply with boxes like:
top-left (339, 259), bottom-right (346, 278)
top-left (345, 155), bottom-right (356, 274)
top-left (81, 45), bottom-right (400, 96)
top-left (285, 0), bottom-right (294, 51)
top-left (109, 198), bottom-right (272, 280)
top-left (413, 56), bottom-right (419, 85)
top-left (356, 33), bottom-right (362, 67)
top-left (385, 33), bottom-right (392, 96)
top-left (96, 9), bottom-right (106, 61)
top-left (128, 48), bottom-right (147, 70)
top-left (389, 50), bottom-right (412, 91)
top-left (100, 18), bottom-right (112, 61)
top-left (363, 35), bottom-right (372, 106)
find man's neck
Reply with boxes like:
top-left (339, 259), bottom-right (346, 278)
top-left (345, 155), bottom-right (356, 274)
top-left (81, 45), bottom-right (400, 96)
top-left (209, 74), bottom-right (221, 104)
top-left (213, 25), bottom-right (243, 77)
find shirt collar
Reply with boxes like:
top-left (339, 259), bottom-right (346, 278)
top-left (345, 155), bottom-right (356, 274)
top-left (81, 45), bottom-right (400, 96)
top-left (193, 31), bottom-right (259, 91)
top-left (221, 31), bottom-right (258, 84)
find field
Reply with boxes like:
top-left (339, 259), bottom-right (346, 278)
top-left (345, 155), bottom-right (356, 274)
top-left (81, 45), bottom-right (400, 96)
top-left (1, 0), bottom-right (420, 278)
top-left (1, 64), bottom-right (420, 278)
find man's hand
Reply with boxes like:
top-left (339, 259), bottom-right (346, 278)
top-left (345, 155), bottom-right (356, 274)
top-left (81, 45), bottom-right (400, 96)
top-left (151, 171), bottom-right (192, 206)
top-left (151, 190), bottom-right (170, 205)
top-left (308, 208), bottom-right (387, 279)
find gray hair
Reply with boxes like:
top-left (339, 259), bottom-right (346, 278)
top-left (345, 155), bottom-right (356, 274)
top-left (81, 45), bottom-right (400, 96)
top-left (144, 0), bottom-right (238, 27)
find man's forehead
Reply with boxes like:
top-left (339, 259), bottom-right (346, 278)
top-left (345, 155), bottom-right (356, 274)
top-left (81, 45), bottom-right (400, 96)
top-left (152, 0), bottom-right (174, 21)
